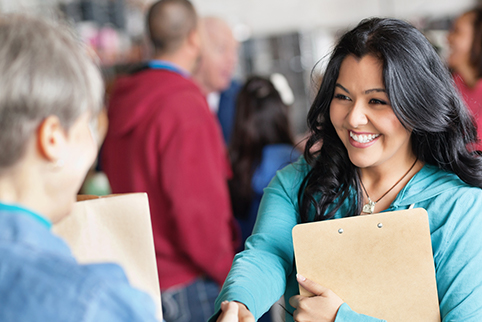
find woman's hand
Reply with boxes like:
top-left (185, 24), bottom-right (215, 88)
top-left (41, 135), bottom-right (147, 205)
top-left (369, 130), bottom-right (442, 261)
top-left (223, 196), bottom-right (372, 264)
top-left (289, 274), bottom-right (344, 322)
top-left (217, 301), bottom-right (239, 322)
top-left (217, 301), bottom-right (255, 322)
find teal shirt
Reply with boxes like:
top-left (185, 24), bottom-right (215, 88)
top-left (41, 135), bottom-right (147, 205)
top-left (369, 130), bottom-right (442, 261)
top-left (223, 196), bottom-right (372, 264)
top-left (212, 158), bottom-right (482, 321)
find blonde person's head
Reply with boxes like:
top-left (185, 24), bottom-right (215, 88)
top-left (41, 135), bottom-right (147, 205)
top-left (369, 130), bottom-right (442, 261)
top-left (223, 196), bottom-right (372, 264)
top-left (0, 14), bottom-right (104, 171)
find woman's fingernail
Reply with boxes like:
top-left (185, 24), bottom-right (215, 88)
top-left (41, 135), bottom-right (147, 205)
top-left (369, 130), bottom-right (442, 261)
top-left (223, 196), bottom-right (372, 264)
top-left (297, 274), bottom-right (306, 282)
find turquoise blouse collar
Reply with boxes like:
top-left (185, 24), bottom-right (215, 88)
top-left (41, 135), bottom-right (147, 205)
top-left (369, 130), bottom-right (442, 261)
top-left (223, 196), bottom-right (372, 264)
top-left (0, 202), bottom-right (52, 229)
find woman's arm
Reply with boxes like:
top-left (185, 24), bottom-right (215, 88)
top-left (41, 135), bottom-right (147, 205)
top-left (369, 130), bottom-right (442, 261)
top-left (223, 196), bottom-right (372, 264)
top-left (210, 161), bottom-right (307, 320)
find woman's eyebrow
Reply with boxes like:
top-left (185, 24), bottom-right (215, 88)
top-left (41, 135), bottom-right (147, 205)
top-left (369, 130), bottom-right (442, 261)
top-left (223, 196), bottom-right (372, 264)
top-left (364, 88), bottom-right (386, 94)
top-left (335, 83), bottom-right (350, 93)
top-left (335, 84), bottom-right (386, 95)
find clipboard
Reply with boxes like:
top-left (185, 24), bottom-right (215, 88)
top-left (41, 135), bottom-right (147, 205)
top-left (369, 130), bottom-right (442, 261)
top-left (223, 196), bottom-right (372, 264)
top-left (52, 193), bottom-right (162, 321)
top-left (292, 208), bottom-right (440, 321)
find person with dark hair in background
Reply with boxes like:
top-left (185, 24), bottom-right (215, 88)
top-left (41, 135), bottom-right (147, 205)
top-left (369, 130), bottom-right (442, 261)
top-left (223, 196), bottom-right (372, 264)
top-left (210, 17), bottom-right (482, 321)
top-left (448, 7), bottom-right (482, 150)
top-left (101, 1), bottom-right (237, 321)
top-left (0, 14), bottom-right (158, 321)
top-left (228, 76), bottom-right (300, 322)
top-left (229, 76), bottom-right (300, 253)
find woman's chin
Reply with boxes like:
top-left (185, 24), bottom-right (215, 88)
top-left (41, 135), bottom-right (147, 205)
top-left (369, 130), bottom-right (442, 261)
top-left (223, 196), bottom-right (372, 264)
top-left (347, 153), bottom-right (378, 170)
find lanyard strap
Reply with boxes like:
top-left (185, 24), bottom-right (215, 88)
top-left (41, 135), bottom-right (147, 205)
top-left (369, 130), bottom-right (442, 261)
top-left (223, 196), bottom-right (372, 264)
top-left (148, 60), bottom-right (189, 77)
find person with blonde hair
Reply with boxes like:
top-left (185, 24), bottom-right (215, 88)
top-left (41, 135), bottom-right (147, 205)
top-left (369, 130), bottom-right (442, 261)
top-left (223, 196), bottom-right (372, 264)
top-left (0, 14), bottom-right (158, 321)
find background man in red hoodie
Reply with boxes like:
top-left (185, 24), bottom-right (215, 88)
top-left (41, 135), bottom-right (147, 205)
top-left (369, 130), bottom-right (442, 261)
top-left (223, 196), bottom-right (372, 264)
top-left (102, 1), bottom-right (237, 321)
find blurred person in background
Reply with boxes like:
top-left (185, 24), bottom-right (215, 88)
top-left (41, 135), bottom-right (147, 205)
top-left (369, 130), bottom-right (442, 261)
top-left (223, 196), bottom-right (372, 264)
top-left (194, 16), bottom-right (241, 143)
top-left (228, 75), bottom-right (300, 322)
top-left (101, 1), bottom-right (238, 321)
top-left (448, 7), bottom-right (482, 150)
top-left (0, 14), bottom-right (158, 321)
top-left (229, 75), bottom-right (300, 253)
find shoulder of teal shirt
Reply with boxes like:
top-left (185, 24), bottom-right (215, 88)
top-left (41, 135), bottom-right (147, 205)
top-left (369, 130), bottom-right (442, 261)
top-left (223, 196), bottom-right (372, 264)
top-left (0, 202), bottom-right (52, 229)
top-left (417, 179), bottom-right (482, 320)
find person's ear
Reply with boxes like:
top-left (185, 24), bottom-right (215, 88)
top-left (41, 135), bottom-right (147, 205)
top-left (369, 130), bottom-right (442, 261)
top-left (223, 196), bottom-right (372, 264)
top-left (37, 115), bottom-right (67, 163)
top-left (188, 28), bottom-right (202, 53)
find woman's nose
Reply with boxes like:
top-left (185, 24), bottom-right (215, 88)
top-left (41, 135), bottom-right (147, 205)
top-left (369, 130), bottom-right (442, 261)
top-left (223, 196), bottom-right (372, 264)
top-left (346, 101), bottom-right (368, 128)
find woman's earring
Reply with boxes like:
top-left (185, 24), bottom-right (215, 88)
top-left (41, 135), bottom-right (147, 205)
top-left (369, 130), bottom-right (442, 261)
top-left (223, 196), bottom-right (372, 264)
top-left (52, 159), bottom-right (65, 169)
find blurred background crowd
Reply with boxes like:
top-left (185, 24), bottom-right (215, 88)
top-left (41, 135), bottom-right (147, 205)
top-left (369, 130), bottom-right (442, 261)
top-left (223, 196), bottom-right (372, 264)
top-left (2, 0), bottom-right (482, 321)
top-left (1, 0), bottom-right (478, 143)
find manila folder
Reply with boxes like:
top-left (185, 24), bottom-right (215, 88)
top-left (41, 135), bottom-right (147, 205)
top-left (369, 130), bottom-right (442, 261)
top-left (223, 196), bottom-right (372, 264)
top-left (52, 193), bottom-right (162, 320)
top-left (292, 208), bottom-right (440, 321)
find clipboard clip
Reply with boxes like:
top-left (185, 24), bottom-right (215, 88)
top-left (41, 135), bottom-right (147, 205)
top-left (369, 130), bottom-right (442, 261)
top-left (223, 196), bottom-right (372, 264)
top-left (338, 222), bottom-right (383, 234)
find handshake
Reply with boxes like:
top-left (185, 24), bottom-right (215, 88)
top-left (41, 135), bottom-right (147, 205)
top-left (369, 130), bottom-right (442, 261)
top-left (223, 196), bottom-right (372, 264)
top-left (217, 301), bottom-right (255, 322)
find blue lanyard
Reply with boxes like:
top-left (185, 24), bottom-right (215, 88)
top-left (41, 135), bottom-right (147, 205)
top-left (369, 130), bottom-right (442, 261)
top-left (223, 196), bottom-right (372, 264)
top-left (148, 60), bottom-right (189, 78)
top-left (0, 202), bottom-right (52, 229)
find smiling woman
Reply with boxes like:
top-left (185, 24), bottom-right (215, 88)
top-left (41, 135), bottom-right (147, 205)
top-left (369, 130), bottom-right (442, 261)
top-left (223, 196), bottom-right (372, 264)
top-left (210, 17), bottom-right (482, 322)
top-left (300, 17), bottom-right (482, 223)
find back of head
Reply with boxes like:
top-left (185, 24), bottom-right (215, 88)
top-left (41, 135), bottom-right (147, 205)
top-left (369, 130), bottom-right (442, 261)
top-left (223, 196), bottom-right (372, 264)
top-left (147, 0), bottom-right (198, 56)
top-left (0, 14), bottom-right (104, 170)
top-left (232, 76), bottom-right (292, 153)
top-left (229, 76), bottom-right (293, 216)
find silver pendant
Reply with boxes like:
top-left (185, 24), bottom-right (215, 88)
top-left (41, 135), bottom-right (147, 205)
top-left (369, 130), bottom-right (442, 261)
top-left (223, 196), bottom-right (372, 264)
top-left (362, 198), bottom-right (376, 214)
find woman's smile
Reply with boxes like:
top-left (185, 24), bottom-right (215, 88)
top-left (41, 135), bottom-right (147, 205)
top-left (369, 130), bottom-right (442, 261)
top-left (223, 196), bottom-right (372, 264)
top-left (349, 130), bottom-right (380, 145)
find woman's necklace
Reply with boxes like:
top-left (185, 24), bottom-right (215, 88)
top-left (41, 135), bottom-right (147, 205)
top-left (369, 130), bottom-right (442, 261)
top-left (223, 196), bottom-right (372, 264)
top-left (360, 157), bottom-right (418, 214)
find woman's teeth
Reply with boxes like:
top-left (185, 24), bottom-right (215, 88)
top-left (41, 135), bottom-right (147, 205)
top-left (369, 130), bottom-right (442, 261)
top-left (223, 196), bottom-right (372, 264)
top-left (350, 131), bottom-right (380, 143)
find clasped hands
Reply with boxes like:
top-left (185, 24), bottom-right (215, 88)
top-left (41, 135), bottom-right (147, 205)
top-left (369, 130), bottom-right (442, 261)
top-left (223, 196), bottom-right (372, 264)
top-left (217, 274), bottom-right (344, 322)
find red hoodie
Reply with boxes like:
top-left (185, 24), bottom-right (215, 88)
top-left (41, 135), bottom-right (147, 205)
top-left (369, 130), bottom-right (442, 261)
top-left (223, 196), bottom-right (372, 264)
top-left (102, 68), bottom-right (237, 290)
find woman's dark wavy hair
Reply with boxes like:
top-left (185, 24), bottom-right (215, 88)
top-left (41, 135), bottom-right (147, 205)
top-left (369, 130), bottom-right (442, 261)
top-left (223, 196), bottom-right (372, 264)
top-left (299, 17), bottom-right (482, 223)
top-left (229, 76), bottom-right (294, 220)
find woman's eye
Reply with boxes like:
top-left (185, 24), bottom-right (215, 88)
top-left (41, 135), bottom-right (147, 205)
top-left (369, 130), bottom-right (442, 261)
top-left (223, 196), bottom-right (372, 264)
top-left (369, 98), bottom-right (387, 105)
top-left (334, 94), bottom-right (350, 101)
